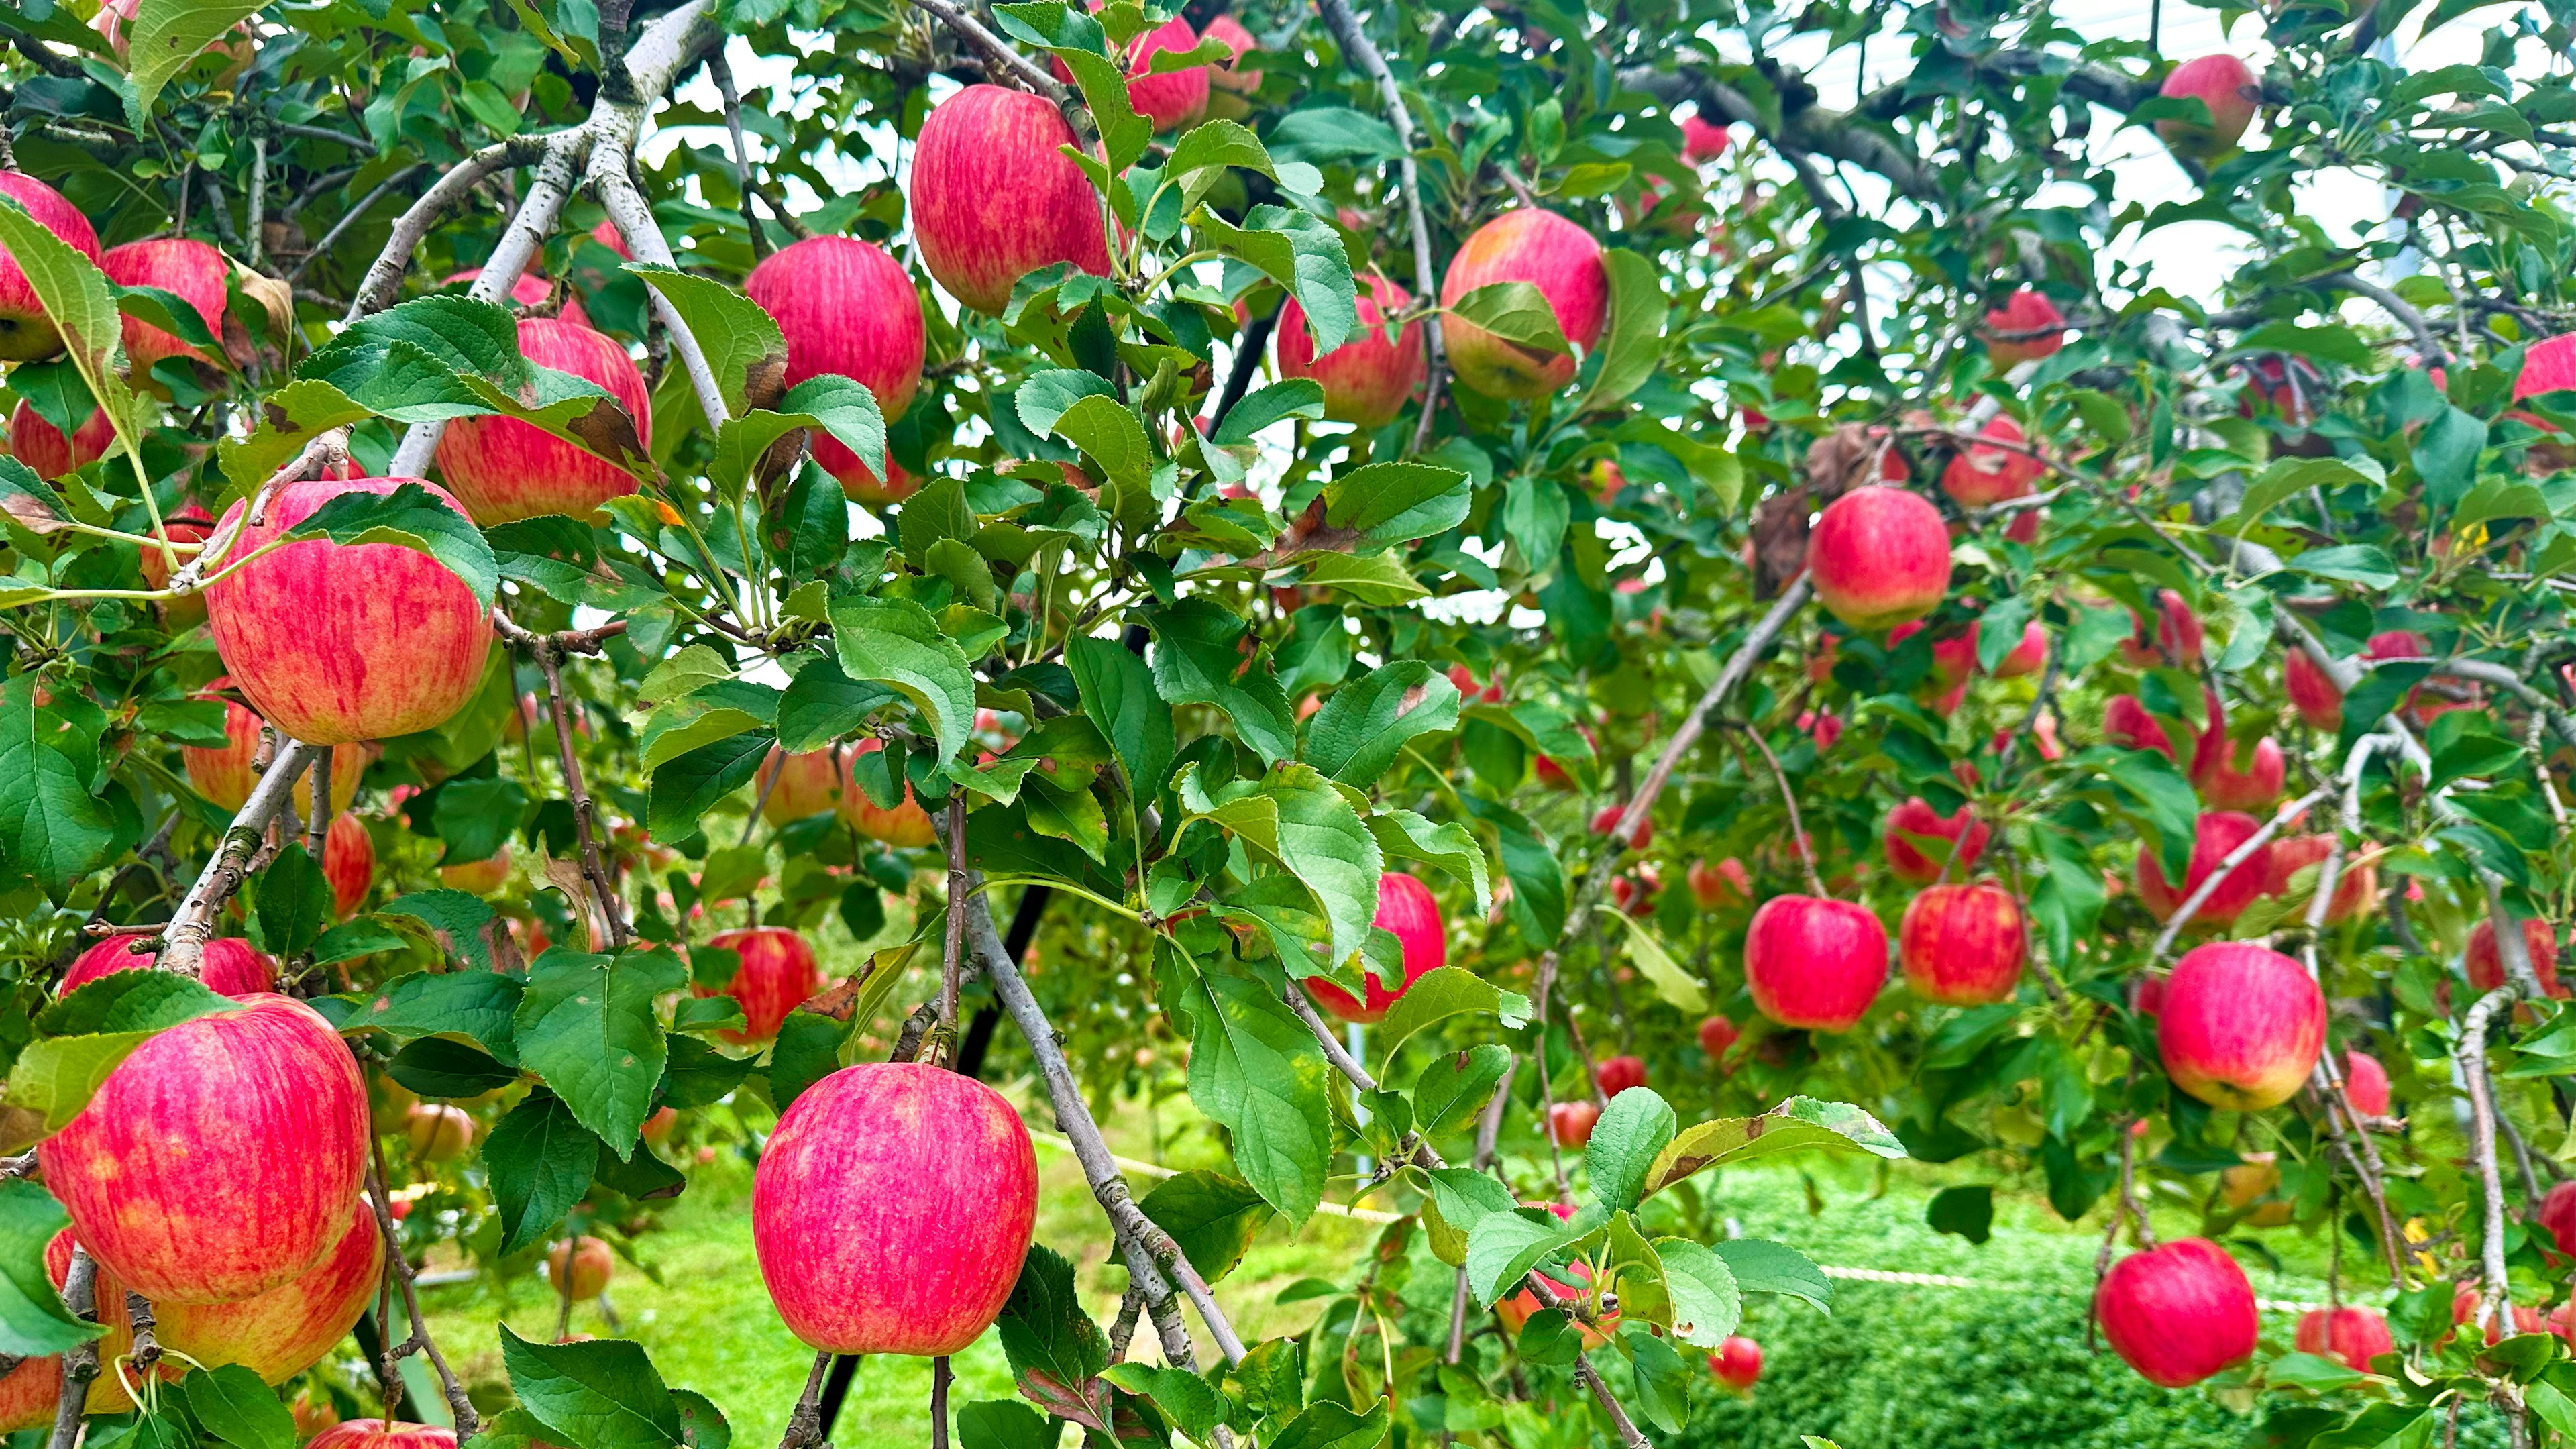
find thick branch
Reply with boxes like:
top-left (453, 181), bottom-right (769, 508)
top-left (2459, 986), bottom-right (2519, 1336)
top-left (343, 138), bottom-right (550, 321)
top-left (161, 741), bottom-right (317, 979)
top-left (45, 1249), bottom-right (96, 1449)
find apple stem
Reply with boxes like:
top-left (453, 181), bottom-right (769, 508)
top-left (1529, 953), bottom-right (1575, 1204)
top-left (936, 796), bottom-right (968, 1061)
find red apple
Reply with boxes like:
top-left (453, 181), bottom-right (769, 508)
top-left (433, 317), bottom-right (649, 525)
top-left (643, 1105), bottom-right (678, 1145)
top-left (1201, 13), bottom-right (1260, 92)
top-left (746, 236), bottom-right (925, 503)
top-left (0, 172), bottom-right (104, 362)
top-left (1533, 722), bottom-right (1596, 790)
top-left (910, 86), bottom-right (1111, 317)
top-left (203, 475), bottom-right (493, 746)
top-left (759, 747), bottom-right (845, 824)
top-left (1807, 485), bottom-right (1951, 630)
top-left (40, 994), bottom-right (367, 1303)
top-left (406, 1102), bottom-right (474, 1161)
top-left (2157, 941), bottom-right (2324, 1110)
top-left (2294, 1305), bottom-right (2392, 1373)
top-left (2542, 1181), bottom-right (2575, 1257)
top-left (1744, 895), bottom-right (1889, 1032)
top-left (2190, 718), bottom-right (2285, 811)
top-left (1938, 416), bottom-right (2046, 506)
top-left (698, 926), bottom-right (824, 1044)
top-left (1309, 872), bottom-right (1447, 1023)
top-left (325, 811), bottom-right (374, 917)
top-left (2465, 916), bottom-right (2563, 996)
top-left (2450, 1287), bottom-right (2546, 1345)
top-left (1992, 621), bottom-right (2048, 678)
top-left (1589, 802), bottom-right (1652, 850)
top-left (1439, 209), bottom-right (1609, 400)
top-left (2261, 835), bottom-right (2374, 923)
top-left (2155, 54), bottom-right (2259, 163)
top-left (1697, 1014), bottom-right (1739, 1061)
top-left (1688, 858), bottom-right (1750, 910)
top-left (549, 1234), bottom-right (614, 1300)
top-left (1681, 114), bottom-right (1731, 166)
top-left (754, 1061), bottom-right (1038, 1355)
top-left (62, 930), bottom-right (272, 998)
top-left (2341, 1049), bottom-right (2391, 1118)
top-left (182, 676), bottom-right (366, 813)
top-left (1547, 1098), bottom-right (1599, 1147)
top-left (1882, 796), bottom-right (1988, 884)
top-left (837, 738), bottom-right (938, 847)
top-left (1980, 288), bottom-right (2064, 367)
top-left (307, 1423), bottom-right (456, 1449)
top-left (2283, 647), bottom-right (2343, 729)
top-left (1708, 1334), bottom-right (1762, 1391)
top-left (2120, 589), bottom-right (2205, 667)
top-left (1277, 273), bottom-right (1424, 429)
top-left (7, 400), bottom-right (113, 477)
top-left (2104, 695), bottom-right (2177, 760)
top-left (101, 238), bottom-right (227, 382)
top-left (1444, 663), bottom-right (1503, 703)
top-left (1051, 7), bottom-right (1208, 130)
top-left (1899, 882), bottom-right (2025, 1006)
top-left (1595, 1055), bottom-right (1647, 1097)
top-left (2095, 1238), bottom-right (2257, 1387)
top-left (2133, 811), bottom-right (2273, 926)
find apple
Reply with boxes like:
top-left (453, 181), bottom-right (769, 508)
top-left (443, 266), bottom-right (586, 327)
top-left (182, 676), bottom-right (366, 813)
top-left (910, 86), bottom-right (1112, 317)
top-left (1743, 894), bottom-right (1889, 1032)
top-left (370, 1073), bottom-right (419, 1136)
top-left (760, 747), bottom-right (845, 824)
top-left (103, 1199), bottom-right (382, 1403)
top-left (643, 1105), bottom-right (678, 1145)
top-left (2465, 916), bottom-right (2563, 996)
top-left (2104, 695), bottom-right (2177, 760)
top-left (433, 317), bottom-right (650, 525)
top-left (1308, 872), bottom-right (1447, 1024)
top-left (1051, 8), bottom-right (1208, 130)
top-left (1991, 621), bottom-right (2048, 678)
top-left (307, 1425), bottom-right (457, 1449)
top-left (1806, 485), bottom-right (1952, 630)
top-left (754, 1061), bottom-right (1037, 1355)
top-left (2119, 588), bottom-right (2205, 667)
top-left (838, 738), bottom-right (940, 846)
top-left (1547, 1098), bottom-right (1599, 1147)
top-left (102, 239), bottom-right (228, 384)
top-left (549, 1235), bottom-right (614, 1300)
top-left (1589, 802), bottom-right (1651, 850)
top-left (1688, 857), bottom-right (1750, 910)
top-left (2190, 717), bottom-right (2284, 811)
top-left (1882, 796), bottom-right (1988, 884)
top-left (292, 1387), bottom-right (341, 1440)
top-left (2218, 1150), bottom-right (2279, 1210)
top-left (2261, 835), bottom-right (2374, 924)
top-left (62, 930), bottom-right (272, 998)
top-left (1697, 1014), bottom-right (1739, 1061)
top-left (1444, 663), bottom-right (1504, 703)
top-left (1201, 13), bottom-right (1260, 92)
top-left (2294, 1306), bottom-right (2393, 1373)
top-left (0, 172), bottom-right (104, 362)
top-left (1898, 882), bottom-right (2025, 1006)
top-left (39, 994), bottom-right (367, 1303)
top-left (2542, 1181), bottom-right (2575, 1257)
top-left (1938, 416), bottom-right (2046, 506)
top-left (439, 848), bottom-right (511, 896)
top-left (2341, 1049), bottom-right (2391, 1118)
top-left (2158, 941), bottom-right (2324, 1110)
top-left (7, 401), bottom-right (113, 477)
top-left (1682, 114), bottom-right (1731, 166)
top-left (698, 926), bottom-right (825, 1044)
top-left (1802, 710), bottom-right (1844, 750)
top-left (2450, 1287), bottom-right (2546, 1345)
top-left (2134, 811), bottom-right (2273, 926)
top-left (203, 475), bottom-right (493, 747)
top-left (745, 236), bottom-right (925, 503)
top-left (406, 1102), bottom-right (474, 1161)
top-left (1533, 721), bottom-right (1597, 790)
top-left (1276, 273), bottom-right (1424, 429)
top-left (1595, 1055), bottom-right (1647, 1097)
top-left (1439, 209), bottom-right (1609, 400)
top-left (325, 811), bottom-right (375, 917)
top-left (1495, 1204), bottom-right (1614, 1345)
top-left (1708, 1334), bottom-right (1762, 1391)
top-left (2094, 1238), bottom-right (2257, 1387)
top-left (1980, 288), bottom-right (2064, 367)
top-left (2155, 54), bottom-right (2259, 163)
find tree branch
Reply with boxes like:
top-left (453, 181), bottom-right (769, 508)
top-left (160, 741), bottom-right (317, 979)
top-left (2143, 783), bottom-right (2333, 967)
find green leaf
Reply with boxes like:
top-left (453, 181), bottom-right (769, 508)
top-left (1191, 205), bottom-right (1356, 353)
top-left (1148, 598), bottom-right (1297, 765)
top-left (1652, 1238), bottom-right (1744, 1348)
top-left (1101, 1364), bottom-right (1224, 1442)
top-left (1371, 966), bottom-right (1529, 1069)
top-left (388, 1038), bottom-right (517, 1099)
top-left (124, 0), bottom-right (264, 124)
top-left (765, 1007), bottom-right (852, 1114)
top-left (1267, 1401), bottom-right (1389, 1449)
top-left (996, 1243), bottom-right (1112, 1430)
top-left (1137, 1169), bottom-right (1275, 1285)
top-left (250, 839), bottom-right (333, 960)
top-left (0, 193), bottom-right (136, 449)
top-left (830, 596), bottom-right (976, 768)
top-left (1318, 461), bottom-right (1473, 551)
top-left (331, 967), bottom-right (522, 1059)
top-left (1284, 549), bottom-right (1429, 605)
top-left (1413, 1044), bottom-right (1512, 1138)
top-left (1581, 249), bottom-right (1666, 409)
top-left (646, 731), bottom-right (773, 843)
top-left (1607, 908), bottom-right (1706, 1014)
top-left (218, 379), bottom-right (375, 492)
top-left (2288, 544), bottom-right (2400, 589)
top-left (631, 265), bottom-right (788, 423)
top-left (13, 973), bottom-right (241, 1132)
top-left (774, 657), bottom-right (897, 754)
top-left (1586, 1087), bottom-right (1678, 1212)
top-left (1050, 394), bottom-right (1156, 494)
top-left (953, 1401), bottom-right (1054, 1449)
top-left (0, 1179), bottom-right (99, 1355)
top-left (1711, 1238), bottom-right (1833, 1313)
top-left (1167, 118), bottom-right (1280, 180)
top-left (1925, 1183), bottom-right (1994, 1245)
top-left (1173, 955), bottom-right (1334, 1226)
top-left (513, 948), bottom-right (687, 1158)
top-left (1625, 1328), bottom-right (1695, 1435)
top-left (1301, 662), bottom-right (1460, 784)
top-left (484, 1091), bottom-right (600, 1256)
top-left (288, 482), bottom-right (500, 603)
top-left (1211, 379), bottom-right (1324, 445)
top-left (499, 1326), bottom-right (684, 1449)
top-left (1421, 1167), bottom-right (1517, 1267)
top-left (1642, 1097), bottom-right (1907, 1199)
top-left (1189, 763), bottom-right (1382, 962)
top-left (778, 374), bottom-right (890, 485)
top-left (1450, 281), bottom-right (1568, 355)
top-left (1464, 1208), bottom-right (1580, 1308)
top-left (0, 673), bottom-right (117, 894)
top-left (1067, 634), bottom-right (1175, 812)
top-left (1366, 810), bottom-right (1490, 916)
top-left (2265, 1352), bottom-right (2368, 1394)
top-left (180, 1363), bottom-right (298, 1449)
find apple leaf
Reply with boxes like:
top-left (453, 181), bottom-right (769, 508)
top-left (1137, 1170), bottom-right (1275, 1286)
top-left (0, 199), bottom-right (139, 464)
top-left (1585, 1086), bottom-right (1678, 1212)
top-left (499, 1326), bottom-right (685, 1449)
top-left (829, 595), bottom-right (976, 768)
top-left (1640, 1096), bottom-right (1908, 1200)
top-left (512, 947), bottom-right (686, 1159)
top-left (0, 1179), bottom-right (101, 1356)
top-left (286, 481), bottom-right (501, 604)
top-left (1171, 954), bottom-right (1334, 1227)
top-left (1464, 1207), bottom-right (1581, 1309)
top-left (181, 1362), bottom-right (299, 1449)
top-left (1371, 967), bottom-right (1529, 1071)
top-left (483, 1091), bottom-right (602, 1256)
top-left (629, 265), bottom-right (787, 423)
top-left (1300, 661), bottom-right (1460, 784)
top-left (1449, 280), bottom-right (1570, 356)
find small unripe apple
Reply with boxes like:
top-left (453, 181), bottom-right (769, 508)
top-left (1277, 274), bottom-right (1424, 429)
top-left (2094, 1238), bottom-right (2257, 1387)
top-left (1899, 882), bottom-right (2025, 1006)
top-left (698, 926), bottom-right (825, 1044)
top-left (1938, 416), bottom-right (2046, 506)
top-left (1807, 485), bottom-right (1951, 630)
top-left (2449, 1288), bottom-right (2546, 1346)
top-left (405, 1102), bottom-right (474, 1162)
top-left (1881, 796), bottom-right (1988, 884)
top-left (1439, 209), bottom-right (1609, 400)
top-left (2155, 54), bottom-right (2259, 163)
top-left (1547, 1098), bottom-right (1599, 1147)
top-left (549, 1236), bottom-right (614, 1301)
top-left (2217, 1150), bottom-right (2281, 1212)
top-left (1708, 1334), bottom-right (1762, 1391)
top-left (1697, 1014), bottom-right (1739, 1061)
top-left (910, 85), bottom-right (1111, 317)
top-left (1980, 288), bottom-right (2064, 367)
top-left (0, 172), bottom-right (104, 362)
top-left (746, 236), bottom-right (925, 503)
top-left (643, 1106), bottom-right (678, 1145)
top-left (2133, 811), bottom-right (2272, 926)
top-left (1744, 894), bottom-right (1888, 1032)
top-left (2158, 941), bottom-right (2324, 1110)
top-left (2465, 916), bottom-right (2563, 996)
top-left (1594, 1055), bottom-right (1646, 1097)
top-left (2294, 1305), bottom-right (2392, 1373)
top-left (1309, 873), bottom-right (1446, 1024)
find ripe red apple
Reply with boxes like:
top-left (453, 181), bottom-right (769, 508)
top-left (102, 238), bottom-right (227, 383)
top-left (406, 1102), bottom-right (474, 1161)
top-left (40, 994), bottom-right (367, 1303)
top-left (1595, 1055), bottom-right (1647, 1097)
top-left (549, 1235), bottom-right (614, 1300)
top-left (325, 811), bottom-right (374, 917)
top-left (2341, 1049), bottom-right (2391, 1118)
top-left (2104, 695), bottom-right (2177, 760)
top-left (760, 747), bottom-right (845, 824)
top-left (1899, 882), bottom-right (2025, 1006)
top-left (1807, 485), bottom-right (1951, 630)
top-left (2134, 811), bottom-right (2273, 926)
top-left (1276, 273), bottom-right (1424, 429)
top-left (1051, 8), bottom-right (1209, 130)
top-left (1991, 621), bottom-right (2048, 678)
top-left (910, 86), bottom-right (1111, 317)
top-left (2294, 1305), bottom-right (2392, 1373)
top-left (1201, 13), bottom-right (1260, 92)
top-left (2450, 1287), bottom-right (2546, 1346)
top-left (305, 1422), bottom-right (457, 1449)
top-left (2262, 835), bottom-right (2374, 924)
top-left (62, 930), bottom-right (272, 998)
top-left (1309, 872), bottom-right (1448, 1023)
top-left (1439, 209), bottom-right (1609, 400)
top-left (2095, 1238), bottom-right (2257, 1387)
top-left (2283, 646), bottom-right (2342, 730)
top-left (1681, 114), bottom-right (1731, 166)
top-left (643, 1105), bottom-right (678, 1145)
top-left (2157, 941), bottom-right (2324, 1110)
top-left (1744, 894), bottom-right (1889, 1032)
top-left (1938, 416), bottom-right (2046, 506)
top-left (1882, 796), bottom-right (1988, 884)
top-left (7, 401), bottom-right (113, 477)
top-left (2190, 718), bottom-right (2285, 811)
top-left (1444, 663), bottom-right (1503, 703)
top-left (433, 317), bottom-right (649, 525)
top-left (203, 476), bottom-right (494, 746)
top-left (1589, 802), bottom-right (1651, 850)
top-left (755, 1061), bottom-right (1037, 1355)
top-left (2120, 589), bottom-right (2205, 668)
top-left (2465, 916), bottom-right (2563, 996)
top-left (698, 926), bottom-right (824, 1044)
top-left (1547, 1098), bottom-right (1599, 1147)
top-left (438, 848), bottom-right (511, 896)
top-left (2155, 54), bottom-right (2259, 163)
top-left (1697, 1014), bottom-right (1739, 1061)
top-left (182, 676), bottom-right (366, 813)
top-left (1980, 288), bottom-right (2064, 367)
top-left (1533, 722), bottom-right (1597, 790)
top-left (0, 172), bottom-right (104, 362)
top-left (746, 236), bottom-right (925, 503)
top-left (837, 738), bottom-right (938, 847)
top-left (1708, 1334), bottom-right (1762, 1391)
top-left (1688, 857), bottom-right (1750, 910)
top-left (2542, 1181), bottom-right (2575, 1257)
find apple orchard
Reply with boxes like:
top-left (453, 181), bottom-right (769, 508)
top-left (1, 0), bottom-right (2575, 1444)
